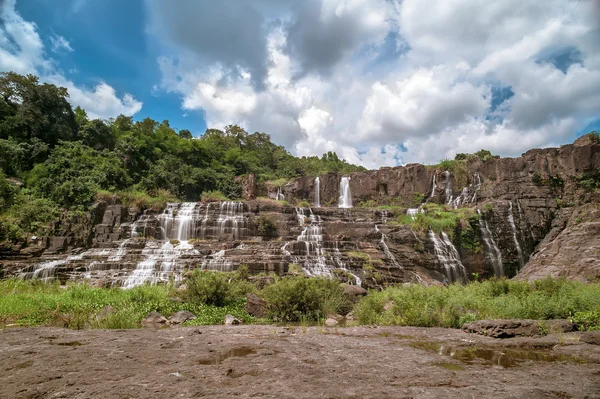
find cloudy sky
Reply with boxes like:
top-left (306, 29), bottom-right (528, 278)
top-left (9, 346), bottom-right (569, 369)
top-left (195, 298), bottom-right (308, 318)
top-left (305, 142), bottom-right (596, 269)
top-left (1, 0), bottom-right (599, 167)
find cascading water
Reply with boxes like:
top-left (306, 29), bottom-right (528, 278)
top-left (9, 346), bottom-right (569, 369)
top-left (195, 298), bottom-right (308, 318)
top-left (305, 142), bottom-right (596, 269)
top-left (276, 187), bottom-right (285, 201)
top-left (202, 250), bottom-right (233, 272)
top-left (216, 201), bottom-right (248, 240)
top-left (507, 201), bottom-right (524, 267)
top-left (430, 173), bottom-right (437, 198)
top-left (296, 207), bottom-right (307, 226)
top-left (443, 171), bottom-right (453, 203)
top-left (314, 177), bottom-right (321, 208)
top-left (333, 241), bottom-right (362, 286)
top-left (429, 231), bottom-right (468, 283)
top-left (477, 209), bottom-right (503, 277)
top-left (450, 173), bottom-right (482, 208)
top-left (380, 232), bottom-right (402, 270)
top-left (407, 207), bottom-right (424, 220)
top-left (338, 176), bottom-right (353, 208)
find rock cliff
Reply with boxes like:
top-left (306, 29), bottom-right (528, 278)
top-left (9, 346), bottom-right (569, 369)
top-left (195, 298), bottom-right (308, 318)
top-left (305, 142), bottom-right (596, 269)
top-left (1, 135), bottom-right (599, 286)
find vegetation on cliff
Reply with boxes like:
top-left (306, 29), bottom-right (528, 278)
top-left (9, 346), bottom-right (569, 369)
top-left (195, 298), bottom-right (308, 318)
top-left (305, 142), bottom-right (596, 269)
top-left (0, 72), bottom-right (364, 243)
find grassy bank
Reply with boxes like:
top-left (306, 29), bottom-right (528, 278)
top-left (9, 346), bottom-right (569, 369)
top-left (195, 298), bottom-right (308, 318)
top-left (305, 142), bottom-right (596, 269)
top-left (354, 278), bottom-right (600, 329)
top-left (1, 276), bottom-right (599, 331)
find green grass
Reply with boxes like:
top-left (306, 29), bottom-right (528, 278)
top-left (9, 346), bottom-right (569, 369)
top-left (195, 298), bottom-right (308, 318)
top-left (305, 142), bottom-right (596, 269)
top-left (96, 189), bottom-right (177, 211)
top-left (0, 279), bottom-right (253, 329)
top-left (394, 203), bottom-right (477, 237)
top-left (354, 278), bottom-right (600, 329)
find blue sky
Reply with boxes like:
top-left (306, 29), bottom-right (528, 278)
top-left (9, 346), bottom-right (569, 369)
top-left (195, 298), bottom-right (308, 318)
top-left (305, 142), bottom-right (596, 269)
top-left (14, 0), bottom-right (206, 134)
top-left (1, 0), bottom-right (599, 167)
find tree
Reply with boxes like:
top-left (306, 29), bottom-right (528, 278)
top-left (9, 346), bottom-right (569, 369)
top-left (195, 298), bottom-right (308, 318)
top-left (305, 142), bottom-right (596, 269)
top-left (79, 119), bottom-right (116, 151)
top-left (0, 72), bottom-right (77, 146)
top-left (179, 129), bottom-right (193, 139)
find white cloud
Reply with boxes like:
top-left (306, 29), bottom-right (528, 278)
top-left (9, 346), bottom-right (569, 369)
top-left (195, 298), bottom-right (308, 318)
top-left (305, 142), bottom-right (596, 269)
top-left (153, 0), bottom-right (600, 167)
top-left (49, 34), bottom-right (73, 52)
top-left (0, 0), bottom-right (142, 120)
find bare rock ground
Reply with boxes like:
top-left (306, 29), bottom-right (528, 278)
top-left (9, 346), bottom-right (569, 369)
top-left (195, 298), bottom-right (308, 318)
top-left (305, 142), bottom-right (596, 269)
top-left (1, 325), bottom-right (599, 398)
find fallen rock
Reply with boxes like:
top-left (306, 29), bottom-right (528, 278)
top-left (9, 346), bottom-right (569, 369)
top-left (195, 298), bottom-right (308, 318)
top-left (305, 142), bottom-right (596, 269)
top-left (383, 301), bottom-right (394, 311)
top-left (580, 331), bottom-right (600, 345)
top-left (177, 284), bottom-right (187, 292)
top-left (345, 312), bottom-right (356, 321)
top-left (142, 312), bottom-right (168, 328)
top-left (462, 319), bottom-right (575, 338)
top-left (344, 285), bottom-right (368, 298)
top-left (168, 311), bottom-right (196, 325)
top-left (325, 318), bottom-right (339, 327)
top-left (225, 314), bottom-right (242, 325)
top-left (245, 293), bottom-right (268, 318)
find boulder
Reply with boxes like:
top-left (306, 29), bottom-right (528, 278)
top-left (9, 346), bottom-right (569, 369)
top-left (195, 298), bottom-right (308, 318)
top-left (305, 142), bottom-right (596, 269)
top-left (462, 319), bottom-right (575, 338)
top-left (325, 318), bottom-right (339, 327)
top-left (225, 314), bottom-right (242, 325)
top-left (142, 312), bottom-right (168, 328)
top-left (344, 285), bottom-right (367, 301)
top-left (345, 312), bottom-right (356, 322)
top-left (580, 331), bottom-right (600, 346)
top-left (168, 311), bottom-right (196, 325)
top-left (245, 293), bottom-right (268, 318)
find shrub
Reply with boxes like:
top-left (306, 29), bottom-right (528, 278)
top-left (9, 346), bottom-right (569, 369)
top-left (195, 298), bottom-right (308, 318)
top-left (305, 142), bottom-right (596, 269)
top-left (532, 172), bottom-right (543, 186)
top-left (262, 276), bottom-right (349, 321)
top-left (186, 270), bottom-right (236, 306)
top-left (570, 311), bottom-right (600, 331)
top-left (297, 200), bottom-right (310, 208)
top-left (590, 131), bottom-right (599, 144)
top-left (257, 215), bottom-right (278, 236)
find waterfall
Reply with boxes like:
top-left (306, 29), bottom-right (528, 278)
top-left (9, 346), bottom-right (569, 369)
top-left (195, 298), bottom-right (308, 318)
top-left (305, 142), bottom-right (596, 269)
top-left (338, 176), bottom-right (353, 208)
top-left (314, 177), bottom-right (321, 208)
top-left (333, 242), bottom-right (362, 286)
top-left (19, 259), bottom-right (68, 281)
top-left (380, 233), bottom-right (402, 270)
top-left (477, 209), bottom-right (504, 277)
top-left (202, 250), bottom-right (233, 272)
top-left (123, 240), bottom-right (199, 289)
top-left (158, 202), bottom-right (201, 241)
top-left (295, 207), bottom-right (307, 226)
top-left (430, 173), bottom-right (437, 198)
top-left (429, 231), bottom-right (467, 283)
top-left (407, 207), bottom-right (424, 220)
top-left (276, 187), bottom-right (285, 201)
top-left (450, 173), bottom-right (482, 208)
top-left (216, 201), bottom-right (247, 240)
top-left (443, 171), bottom-right (453, 203)
top-left (507, 201), bottom-right (524, 267)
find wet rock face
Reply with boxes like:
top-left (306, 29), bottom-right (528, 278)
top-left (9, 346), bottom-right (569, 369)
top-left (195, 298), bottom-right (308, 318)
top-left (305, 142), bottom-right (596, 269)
top-left (1, 138), bottom-right (599, 285)
top-left (462, 319), bottom-right (575, 338)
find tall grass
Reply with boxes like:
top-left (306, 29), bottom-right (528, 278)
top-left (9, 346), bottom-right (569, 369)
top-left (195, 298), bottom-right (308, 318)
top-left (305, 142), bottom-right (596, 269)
top-left (354, 278), bottom-right (600, 329)
top-left (0, 279), bottom-right (251, 329)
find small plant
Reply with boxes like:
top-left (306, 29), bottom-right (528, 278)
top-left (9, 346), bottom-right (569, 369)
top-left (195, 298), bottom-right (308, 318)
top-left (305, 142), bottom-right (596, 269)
top-left (170, 239), bottom-right (180, 246)
top-left (347, 251), bottom-right (370, 261)
top-left (413, 192), bottom-right (425, 206)
top-left (570, 311), bottom-right (600, 331)
top-left (297, 200), bottom-right (310, 208)
top-left (532, 172), bottom-right (543, 186)
top-left (589, 131), bottom-right (599, 144)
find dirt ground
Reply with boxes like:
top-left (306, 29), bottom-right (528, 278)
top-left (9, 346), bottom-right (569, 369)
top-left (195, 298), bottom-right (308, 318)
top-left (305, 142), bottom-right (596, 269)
top-left (1, 325), bottom-right (599, 399)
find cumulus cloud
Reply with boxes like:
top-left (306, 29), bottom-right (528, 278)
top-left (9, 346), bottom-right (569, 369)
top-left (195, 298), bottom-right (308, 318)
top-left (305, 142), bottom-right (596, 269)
top-left (0, 0), bottom-right (142, 119)
top-left (151, 0), bottom-right (600, 167)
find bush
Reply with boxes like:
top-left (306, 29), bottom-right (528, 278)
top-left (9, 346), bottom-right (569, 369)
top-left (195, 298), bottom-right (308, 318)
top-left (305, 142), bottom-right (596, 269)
top-left (570, 311), bottom-right (600, 331)
top-left (257, 215), bottom-right (278, 236)
top-left (186, 270), bottom-right (236, 306)
top-left (262, 276), bottom-right (349, 322)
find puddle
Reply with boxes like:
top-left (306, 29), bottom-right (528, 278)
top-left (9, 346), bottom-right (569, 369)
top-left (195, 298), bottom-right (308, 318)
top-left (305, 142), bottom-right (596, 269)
top-left (435, 362), bottom-right (465, 371)
top-left (198, 347), bottom-right (257, 365)
top-left (410, 341), bottom-right (586, 368)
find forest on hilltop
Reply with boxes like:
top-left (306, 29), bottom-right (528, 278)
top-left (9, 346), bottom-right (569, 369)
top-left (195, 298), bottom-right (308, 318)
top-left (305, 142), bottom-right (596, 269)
top-left (0, 72), bottom-right (364, 242)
